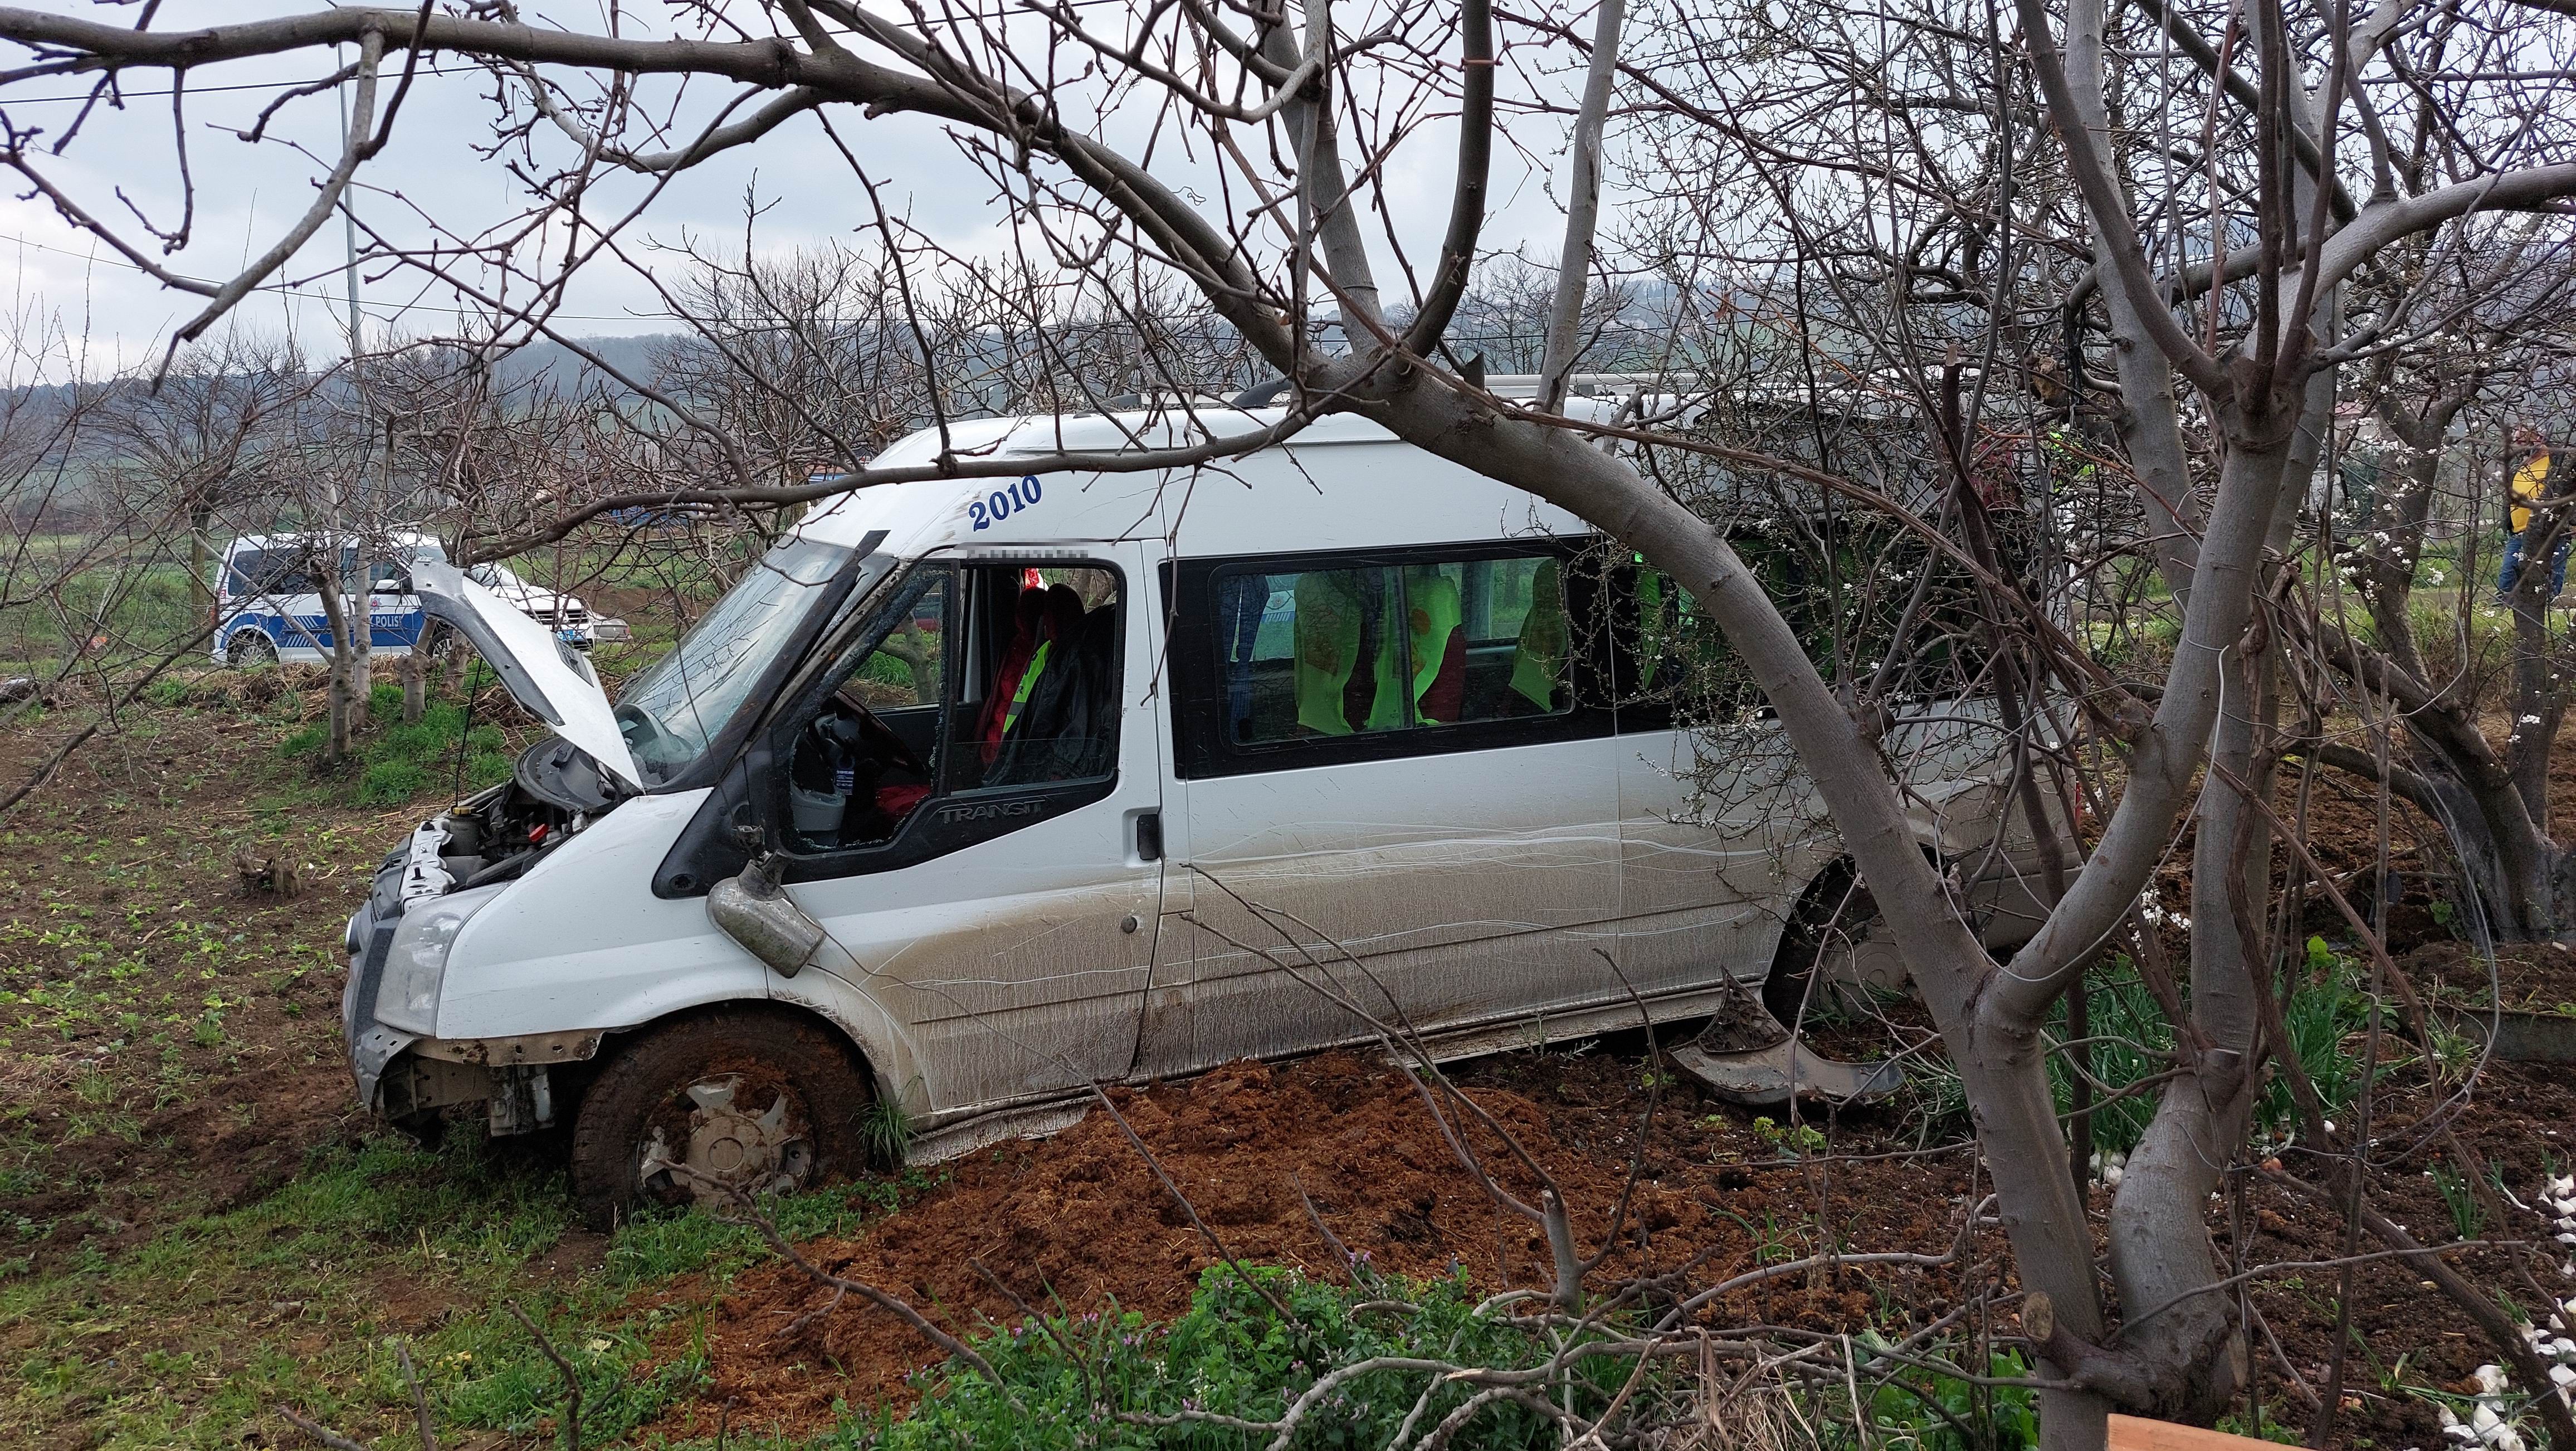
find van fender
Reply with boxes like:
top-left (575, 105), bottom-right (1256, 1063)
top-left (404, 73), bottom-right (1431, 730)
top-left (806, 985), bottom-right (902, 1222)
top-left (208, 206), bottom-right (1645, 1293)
top-left (762, 968), bottom-right (936, 1126)
top-left (436, 953), bottom-right (773, 1045)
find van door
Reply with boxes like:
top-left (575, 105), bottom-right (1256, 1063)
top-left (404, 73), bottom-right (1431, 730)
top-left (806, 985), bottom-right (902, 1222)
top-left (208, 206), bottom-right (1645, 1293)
top-left (775, 546), bottom-right (1164, 1113)
top-left (363, 556), bottom-right (424, 651)
top-left (1136, 547), bottom-right (1624, 1077)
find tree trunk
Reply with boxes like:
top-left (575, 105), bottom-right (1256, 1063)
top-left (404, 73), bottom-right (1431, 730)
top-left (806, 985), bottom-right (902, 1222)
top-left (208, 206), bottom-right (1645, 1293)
top-left (187, 503), bottom-right (214, 625)
top-left (314, 581), bottom-right (354, 762)
top-left (1362, 368), bottom-right (2296, 1437)
top-left (2348, 391), bottom-right (2572, 938)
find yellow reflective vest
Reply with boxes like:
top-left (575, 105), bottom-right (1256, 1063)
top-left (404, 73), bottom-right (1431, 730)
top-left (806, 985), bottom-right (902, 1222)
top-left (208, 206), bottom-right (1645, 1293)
top-left (2510, 451), bottom-right (2554, 534)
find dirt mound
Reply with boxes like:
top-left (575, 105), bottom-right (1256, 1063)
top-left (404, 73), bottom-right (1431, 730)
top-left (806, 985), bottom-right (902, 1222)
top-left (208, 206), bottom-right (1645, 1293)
top-left (652, 1051), bottom-right (1897, 1438)
top-left (2401, 938), bottom-right (2576, 1010)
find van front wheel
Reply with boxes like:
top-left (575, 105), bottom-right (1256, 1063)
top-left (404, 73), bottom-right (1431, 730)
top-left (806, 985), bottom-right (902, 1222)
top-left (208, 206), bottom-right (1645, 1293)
top-left (568, 1010), bottom-right (874, 1231)
top-left (226, 631), bottom-right (277, 668)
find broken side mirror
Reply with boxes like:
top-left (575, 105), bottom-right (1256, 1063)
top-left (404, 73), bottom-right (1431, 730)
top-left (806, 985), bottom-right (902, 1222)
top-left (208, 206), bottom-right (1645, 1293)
top-left (706, 849), bottom-right (826, 978)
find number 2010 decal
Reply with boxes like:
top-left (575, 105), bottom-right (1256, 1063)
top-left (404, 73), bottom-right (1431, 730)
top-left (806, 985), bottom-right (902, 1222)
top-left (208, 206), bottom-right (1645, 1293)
top-left (968, 475), bottom-right (1044, 531)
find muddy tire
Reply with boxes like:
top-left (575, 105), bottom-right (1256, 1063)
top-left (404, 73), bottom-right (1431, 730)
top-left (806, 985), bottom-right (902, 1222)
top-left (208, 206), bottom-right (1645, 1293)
top-left (568, 1009), bottom-right (874, 1232)
top-left (1763, 866), bottom-right (1896, 1025)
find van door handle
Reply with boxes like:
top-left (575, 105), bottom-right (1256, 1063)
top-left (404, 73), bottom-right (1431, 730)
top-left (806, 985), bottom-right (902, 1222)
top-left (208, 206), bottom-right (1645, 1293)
top-left (1135, 811), bottom-right (1162, 863)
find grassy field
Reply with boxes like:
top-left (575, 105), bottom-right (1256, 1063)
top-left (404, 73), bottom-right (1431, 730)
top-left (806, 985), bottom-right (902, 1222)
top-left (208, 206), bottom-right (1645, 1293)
top-left (0, 670), bottom-right (930, 1449)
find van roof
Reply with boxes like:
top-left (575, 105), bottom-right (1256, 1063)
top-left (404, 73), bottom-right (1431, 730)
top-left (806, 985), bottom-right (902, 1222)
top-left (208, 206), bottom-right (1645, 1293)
top-left (223, 529), bottom-right (442, 554)
top-left (792, 405), bottom-right (1601, 559)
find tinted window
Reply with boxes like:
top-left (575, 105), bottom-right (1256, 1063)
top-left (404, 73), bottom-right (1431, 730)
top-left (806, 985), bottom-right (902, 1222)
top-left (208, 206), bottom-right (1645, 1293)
top-left (1174, 543), bottom-right (1600, 780)
top-left (226, 548), bottom-right (319, 599)
top-left (1215, 558), bottom-right (1572, 746)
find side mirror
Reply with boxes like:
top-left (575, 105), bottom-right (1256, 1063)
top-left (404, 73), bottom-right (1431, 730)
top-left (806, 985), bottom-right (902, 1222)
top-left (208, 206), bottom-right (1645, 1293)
top-left (706, 851), bottom-right (827, 978)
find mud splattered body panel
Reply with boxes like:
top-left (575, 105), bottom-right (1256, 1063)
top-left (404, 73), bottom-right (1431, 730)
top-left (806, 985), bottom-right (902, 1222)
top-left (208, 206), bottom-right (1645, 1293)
top-left (1139, 733), bottom-right (1625, 1077)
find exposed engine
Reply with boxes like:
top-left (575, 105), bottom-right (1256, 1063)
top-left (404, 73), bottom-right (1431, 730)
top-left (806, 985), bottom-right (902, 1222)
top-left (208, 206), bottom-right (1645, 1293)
top-left (406, 736), bottom-right (625, 898)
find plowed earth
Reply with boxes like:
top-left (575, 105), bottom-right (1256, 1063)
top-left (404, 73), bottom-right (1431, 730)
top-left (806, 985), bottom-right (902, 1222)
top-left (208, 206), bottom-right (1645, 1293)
top-left (649, 1050), bottom-right (1990, 1439)
top-left (648, 1045), bottom-right (2576, 1449)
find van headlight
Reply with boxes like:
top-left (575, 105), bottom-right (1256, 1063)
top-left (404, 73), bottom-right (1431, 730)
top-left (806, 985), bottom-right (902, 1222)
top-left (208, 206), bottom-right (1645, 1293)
top-left (373, 885), bottom-right (502, 1035)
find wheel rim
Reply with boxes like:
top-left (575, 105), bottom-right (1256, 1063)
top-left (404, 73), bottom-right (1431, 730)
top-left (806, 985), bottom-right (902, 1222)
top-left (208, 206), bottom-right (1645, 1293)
top-left (636, 1072), bottom-right (815, 1207)
top-left (230, 634), bottom-right (274, 666)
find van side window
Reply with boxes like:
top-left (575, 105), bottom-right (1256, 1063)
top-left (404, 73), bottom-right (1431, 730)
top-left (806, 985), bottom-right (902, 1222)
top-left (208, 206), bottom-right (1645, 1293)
top-left (1215, 555), bottom-right (1573, 746)
top-left (943, 565), bottom-right (1120, 791)
top-left (1173, 544), bottom-right (1601, 780)
top-left (782, 561), bottom-right (1121, 856)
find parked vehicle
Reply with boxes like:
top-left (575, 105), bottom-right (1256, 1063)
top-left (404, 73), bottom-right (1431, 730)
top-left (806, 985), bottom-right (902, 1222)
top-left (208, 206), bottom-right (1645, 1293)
top-left (464, 561), bottom-right (628, 644)
top-left (341, 407), bottom-right (2074, 1228)
top-left (212, 532), bottom-right (617, 665)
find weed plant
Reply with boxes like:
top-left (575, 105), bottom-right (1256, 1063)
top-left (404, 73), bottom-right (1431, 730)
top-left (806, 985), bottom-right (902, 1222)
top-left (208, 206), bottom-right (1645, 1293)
top-left (279, 680), bottom-right (513, 805)
top-left (1837, 1339), bottom-right (2037, 1451)
top-left (862, 1264), bottom-right (1626, 1450)
top-left (1906, 942), bottom-right (2372, 1158)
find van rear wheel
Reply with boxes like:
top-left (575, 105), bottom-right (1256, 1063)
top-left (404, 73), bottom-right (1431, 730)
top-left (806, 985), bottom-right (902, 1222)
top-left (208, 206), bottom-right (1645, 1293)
top-left (568, 1010), bottom-right (874, 1231)
top-left (1763, 871), bottom-right (1901, 1026)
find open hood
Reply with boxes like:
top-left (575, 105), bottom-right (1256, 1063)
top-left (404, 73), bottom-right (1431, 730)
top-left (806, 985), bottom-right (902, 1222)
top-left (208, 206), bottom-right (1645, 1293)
top-left (412, 560), bottom-right (644, 792)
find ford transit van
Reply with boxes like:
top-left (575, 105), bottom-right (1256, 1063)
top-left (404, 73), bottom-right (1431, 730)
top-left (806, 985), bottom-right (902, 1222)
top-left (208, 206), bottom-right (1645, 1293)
top-left (340, 405), bottom-right (2071, 1226)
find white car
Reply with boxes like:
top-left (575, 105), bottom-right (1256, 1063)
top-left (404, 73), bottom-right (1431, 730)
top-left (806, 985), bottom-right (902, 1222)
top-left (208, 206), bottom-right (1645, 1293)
top-left (343, 406), bottom-right (2071, 1229)
top-left (463, 562), bottom-right (627, 647)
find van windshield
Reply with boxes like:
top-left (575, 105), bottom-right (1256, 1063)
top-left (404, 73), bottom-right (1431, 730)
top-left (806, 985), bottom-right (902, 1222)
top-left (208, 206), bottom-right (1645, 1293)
top-left (615, 538), bottom-right (855, 784)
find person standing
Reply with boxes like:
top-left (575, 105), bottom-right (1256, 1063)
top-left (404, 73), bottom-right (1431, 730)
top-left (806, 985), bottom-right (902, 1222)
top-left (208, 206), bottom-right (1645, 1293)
top-left (2496, 426), bottom-right (2567, 600)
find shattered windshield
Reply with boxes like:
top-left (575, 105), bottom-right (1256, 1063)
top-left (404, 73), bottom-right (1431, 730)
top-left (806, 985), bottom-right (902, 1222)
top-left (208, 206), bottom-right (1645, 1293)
top-left (614, 538), bottom-right (854, 785)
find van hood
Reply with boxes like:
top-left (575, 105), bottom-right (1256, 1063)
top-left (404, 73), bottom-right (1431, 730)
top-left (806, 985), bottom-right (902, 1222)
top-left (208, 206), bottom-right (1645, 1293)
top-left (411, 561), bottom-right (644, 791)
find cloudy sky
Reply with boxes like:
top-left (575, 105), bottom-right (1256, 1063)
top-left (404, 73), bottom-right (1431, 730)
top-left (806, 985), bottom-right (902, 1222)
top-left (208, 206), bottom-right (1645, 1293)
top-left (0, 1), bottom-right (1593, 379)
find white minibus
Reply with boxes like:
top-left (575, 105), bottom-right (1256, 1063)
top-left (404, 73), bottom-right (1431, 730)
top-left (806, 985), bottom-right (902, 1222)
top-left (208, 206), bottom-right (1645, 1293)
top-left (341, 405), bottom-right (2071, 1227)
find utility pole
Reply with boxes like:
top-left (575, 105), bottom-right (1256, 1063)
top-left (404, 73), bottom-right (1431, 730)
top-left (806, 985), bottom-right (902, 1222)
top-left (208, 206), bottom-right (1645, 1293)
top-left (334, 46), bottom-right (370, 700)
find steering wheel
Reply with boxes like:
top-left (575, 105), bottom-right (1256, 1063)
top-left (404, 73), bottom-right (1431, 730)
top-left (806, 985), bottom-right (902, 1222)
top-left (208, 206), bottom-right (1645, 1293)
top-left (832, 688), bottom-right (931, 777)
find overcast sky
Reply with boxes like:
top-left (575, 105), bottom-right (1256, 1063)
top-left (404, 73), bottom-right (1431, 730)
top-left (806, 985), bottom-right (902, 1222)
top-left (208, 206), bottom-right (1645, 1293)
top-left (0, 2), bottom-right (1596, 381)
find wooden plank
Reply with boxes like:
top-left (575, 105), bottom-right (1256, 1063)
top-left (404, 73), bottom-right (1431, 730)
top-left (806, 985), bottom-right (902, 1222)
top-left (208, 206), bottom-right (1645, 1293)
top-left (2108, 1414), bottom-right (2282, 1451)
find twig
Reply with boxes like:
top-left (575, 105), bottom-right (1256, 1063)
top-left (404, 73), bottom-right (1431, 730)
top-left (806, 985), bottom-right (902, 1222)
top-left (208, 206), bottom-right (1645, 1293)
top-left (505, 1302), bottom-right (583, 1451)
top-left (275, 1407), bottom-right (373, 1451)
top-left (394, 1341), bottom-right (441, 1451)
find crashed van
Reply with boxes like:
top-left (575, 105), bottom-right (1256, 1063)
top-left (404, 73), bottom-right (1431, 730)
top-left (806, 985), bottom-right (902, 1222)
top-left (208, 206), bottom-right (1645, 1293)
top-left (344, 404), bottom-right (2072, 1226)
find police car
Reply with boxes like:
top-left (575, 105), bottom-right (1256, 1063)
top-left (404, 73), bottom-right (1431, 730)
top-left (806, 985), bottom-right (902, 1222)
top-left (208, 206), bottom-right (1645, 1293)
top-left (211, 531), bottom-right (613, 665)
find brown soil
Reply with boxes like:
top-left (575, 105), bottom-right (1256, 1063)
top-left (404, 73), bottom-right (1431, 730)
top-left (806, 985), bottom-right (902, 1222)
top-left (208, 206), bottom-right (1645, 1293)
top-left (641, 1036), bottom-right (2576, 1447)
top-left (2405, 938), bottom-right (2576, 1010)
top-left (0, 671), bottom-right (493, 1260)
top-left (650, 1050), bottom-right (1993, 1440)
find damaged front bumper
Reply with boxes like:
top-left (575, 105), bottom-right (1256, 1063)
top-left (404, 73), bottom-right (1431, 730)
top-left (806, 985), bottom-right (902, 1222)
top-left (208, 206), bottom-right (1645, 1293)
top-left (342, 815), bottom-right (601, 1133)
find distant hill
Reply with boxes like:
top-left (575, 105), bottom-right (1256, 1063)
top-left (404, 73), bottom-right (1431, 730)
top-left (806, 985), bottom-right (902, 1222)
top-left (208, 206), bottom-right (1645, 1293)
top-left (486, 334), bottom-right (682, 393)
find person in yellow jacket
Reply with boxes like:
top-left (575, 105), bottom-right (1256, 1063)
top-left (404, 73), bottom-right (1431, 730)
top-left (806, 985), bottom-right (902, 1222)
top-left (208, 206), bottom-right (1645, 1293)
top-left (2497, 426), bottom-right (2565, 599)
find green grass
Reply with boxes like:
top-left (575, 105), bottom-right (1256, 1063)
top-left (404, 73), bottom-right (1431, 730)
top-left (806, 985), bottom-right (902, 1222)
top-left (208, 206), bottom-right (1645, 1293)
top-left (860, 1263), bottom-right (1628, 1451)
top-left (277, 680), bottom-right (514, 806)
top-left (0, 1129), bottom-right (924, 1450)
top-left (1901, 943), bottom-right (2374, 1160)
top-left (2043, 941), bottom-right (2372, 1159)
